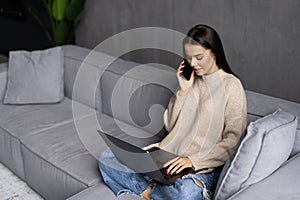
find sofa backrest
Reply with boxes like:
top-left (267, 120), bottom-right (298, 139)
top-left (0, 62), bottom-right (8, 102)
top-left (62, 45), bottom-right (178, 138)
top-left (99, 58), bottom-right (177, 138)
top-left (62, 45), bottom-right (117, 111)
top-left (62, 45), bottom-right (90, 101)
top-left (62, 45), bottom-right (300, 153)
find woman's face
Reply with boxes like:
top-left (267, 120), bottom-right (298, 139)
top-left (184, 44), bottom-right (219, 76)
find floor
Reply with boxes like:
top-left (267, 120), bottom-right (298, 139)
top-left (0, 162), bottom-right (43, 200)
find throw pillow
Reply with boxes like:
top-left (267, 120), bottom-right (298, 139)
top-left (3, 47), bottom-right (64, 104)
top-left (214, 108), bottom-right (297, 200)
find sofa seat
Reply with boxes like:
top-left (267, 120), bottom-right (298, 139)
top-left (20, 118), bottom-right (101, 200)
top-left (96, 113), bottom-right (163, 148)
top-left (0, 98), bottom-right (93, 180)
top-left (0, 98), bottom-right (93, 138)
top-left (16, 110), bottom-right (161, 200)
top-left (67, 183), bottom-right (116, 200)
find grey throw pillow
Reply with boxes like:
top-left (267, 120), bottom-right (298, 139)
top-left (3, 47), bottom-right (64, 104)
top-left (214, 108), bottom-right (297, 200)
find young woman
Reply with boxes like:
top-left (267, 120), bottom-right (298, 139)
top-left (99, 24), bottom-right (247, 200)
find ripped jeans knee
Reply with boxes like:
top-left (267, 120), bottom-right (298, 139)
top-left (182, 174), bottom-right (212, 200)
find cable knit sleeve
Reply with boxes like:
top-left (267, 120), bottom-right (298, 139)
top-left (163, 90), bottom-right (187, 132)
top-left (188, 78), bottom-right (247, 171)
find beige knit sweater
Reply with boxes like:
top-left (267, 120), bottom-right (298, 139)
top-left (159, 69), bottom-right (247, 173)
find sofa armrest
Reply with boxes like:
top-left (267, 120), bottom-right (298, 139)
top-left (0, 62), bottom-right (8, 102)
top-left (229, 152), bottom-right (300, 200)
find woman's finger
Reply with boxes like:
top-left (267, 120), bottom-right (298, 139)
top-left (166, 158), bottom-right (184, 174)
top-left (163, 157), bottom-right (179, 168)
top-left (169, 160), bottom-right (185, 175)
top-left (166, 159), bottom-right (182, 173)
top-left (180, 59), bottom-right (185, 66)
top-left (177, 66), bottom-right (185, 74)
top-left (177, 60), bottom-right (185, 72)
top-left (168, 158), bottom-right (185, 174)
top-left (174, 164), bottom-right (188, 174)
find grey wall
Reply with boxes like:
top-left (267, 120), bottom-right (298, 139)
top-left (75, 0), bottom-right (300, 103)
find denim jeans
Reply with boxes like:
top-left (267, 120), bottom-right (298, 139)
top-left (99, 149), bottom-right (222, 200)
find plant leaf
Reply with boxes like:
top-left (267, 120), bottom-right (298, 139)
top-left (65, 0), bottom-right (85, 21)
top-left (46, 0), bottom-right (53, 13)
top-left (54, 20), bottom-right (69, 45)
top-left (27, 6), bottom-right (55, 45)
top-left (52, 0), bottom-right (68, 21)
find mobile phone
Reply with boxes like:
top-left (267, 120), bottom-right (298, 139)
top-left (180, 59), bottom-right (193, 80)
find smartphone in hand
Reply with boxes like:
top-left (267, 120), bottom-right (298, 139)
top-left (180, 59), bottom-right (193, 81)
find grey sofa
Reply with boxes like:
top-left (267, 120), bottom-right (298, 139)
top-left (0, 45), bottom-right (299, 200)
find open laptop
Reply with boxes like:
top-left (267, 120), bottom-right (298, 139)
top-left (98, 130), bottom-right (194, 185)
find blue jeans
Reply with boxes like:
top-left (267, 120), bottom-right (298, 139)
top-left (99, 149), bottom-right (222, 200)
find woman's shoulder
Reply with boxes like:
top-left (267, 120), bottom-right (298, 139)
top-left (219, 70), bottom-right (245, 92)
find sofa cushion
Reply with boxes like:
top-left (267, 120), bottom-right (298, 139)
top-left (0, 98), bottom-right (93, 138)
top-left (62, 45), bottom-right (117, 111)
top-left (246, 113), bottom-right (261, 125)
top-left (214, 109), bottom-right (297, 200)
top-left (4, 47), bottom-right (64, 104)
top-left (19, 110), bottom-right (160, 200)
top-left (71, 112), bottom-right (162, 159)
top-left (291, 130), bottom-right (300, 157)
top-left (0, 62), bottom-right (7, 102)
top-left (100, 59), bottom-right (177, 138)
top-left (0, 98), bottom-right (93, 180)
top-left (21, 117), bottom-right (102, 200)
top-left (228, 153), bottom-right (300, 200)
top-left (66, 184), bottom-right (116, 200)
top-left (96, 113), bottom-right (162, 148)
top-left (246, 90), bottom-right (300, 159)
top-left (246, 91), bottom-right (300, 125)
top-left (0, 127), bottom-right (25, 179)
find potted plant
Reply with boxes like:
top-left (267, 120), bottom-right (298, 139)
top-left (28, 0), bottom-right (86, 46)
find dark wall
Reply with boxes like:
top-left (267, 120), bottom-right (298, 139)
top-left (75, 0), bottom-right (300, 103)
top-left (0, 0), bottom-right (52, 56)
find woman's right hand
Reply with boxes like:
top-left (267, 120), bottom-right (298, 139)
top-left (176, 60), bottom-right (194, 96)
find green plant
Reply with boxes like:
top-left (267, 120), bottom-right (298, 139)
top-left (28, 0), bottom-right (86, 46)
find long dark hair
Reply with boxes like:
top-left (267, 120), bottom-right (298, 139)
top-left (183, 24), bottom-right (237, 77)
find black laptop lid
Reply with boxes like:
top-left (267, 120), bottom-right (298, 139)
top-left (98, 131), bottom-right (159, 173)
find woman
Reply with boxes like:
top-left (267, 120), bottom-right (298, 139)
top-left (99, 24), bottom-right (247, 200)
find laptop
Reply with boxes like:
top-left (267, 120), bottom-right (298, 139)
top-left (98, 130), bottom-right (194, 185)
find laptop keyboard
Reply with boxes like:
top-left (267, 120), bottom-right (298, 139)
top-left (160, 167), bottom-right (176, 179)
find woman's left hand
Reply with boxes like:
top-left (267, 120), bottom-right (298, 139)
top-left (163, 157), bottom-right (193, 175)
